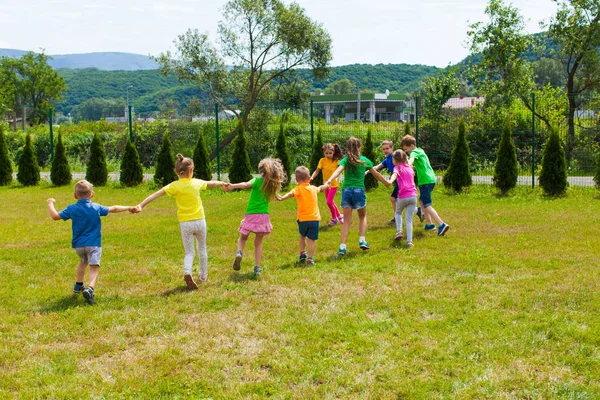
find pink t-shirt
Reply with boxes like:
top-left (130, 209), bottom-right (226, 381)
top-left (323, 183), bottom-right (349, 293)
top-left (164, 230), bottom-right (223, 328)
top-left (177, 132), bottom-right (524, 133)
top-left (394, 164), bottom-right (418, 199)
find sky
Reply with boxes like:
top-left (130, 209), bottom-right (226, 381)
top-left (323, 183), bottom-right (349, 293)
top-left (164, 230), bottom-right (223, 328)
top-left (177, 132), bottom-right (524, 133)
top-left (0, 0), bottom-right (559, 67)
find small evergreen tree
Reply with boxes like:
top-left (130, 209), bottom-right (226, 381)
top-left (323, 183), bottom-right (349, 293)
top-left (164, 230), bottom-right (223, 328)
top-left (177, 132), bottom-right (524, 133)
top-left (50, 133), bottom-right (71, 186)
top-left (594, 149), bottom-right (600, 190)
top-left (17, 134), bottom-right (40, 186)
top-left (86, 133), bottom-right (109, 186)
top-left (154, 133), bottom-right (178, 186)
top-left (193, 125), bottom-right (212, 180)
top-left (228, 121), bottom-right (252, 183)
top-left (0, 125), bottom-right (12, 186)
top-left (404, 121), bottom-right (411, 137)
top-left (120, 137), bottom-right (144, 187)
top-left (275, 120), bottom-right (291, 186)
top-left (493, 123), bottom-right (518, 194)
top-left (309, 126), bottom-right (324, 186)
top-left (539, 128), bottom-right (568, 196)
top-left (363, 126), bottom-right (378, 190)
top-left (443, 117), bottom-right (472, 192)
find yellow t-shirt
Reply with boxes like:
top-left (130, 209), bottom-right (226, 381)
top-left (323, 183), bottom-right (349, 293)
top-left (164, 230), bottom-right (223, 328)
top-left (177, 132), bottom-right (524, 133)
top-left (291, 183), bottom-right (321, 222)
top-left (317, 157), bottom-right (339, 188)
top-left (164, 178), bottom-right (208, 222)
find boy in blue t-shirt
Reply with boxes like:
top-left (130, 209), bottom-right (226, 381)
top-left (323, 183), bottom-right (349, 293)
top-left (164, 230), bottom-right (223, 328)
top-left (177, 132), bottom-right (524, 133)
top-left (46, 180), bottom-right (135, 304)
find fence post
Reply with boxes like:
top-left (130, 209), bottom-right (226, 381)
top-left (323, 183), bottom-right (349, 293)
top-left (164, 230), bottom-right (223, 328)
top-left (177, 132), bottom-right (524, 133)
top-left (215, 103), bottom-right (220, 180)
top-left (49, 109), bottom-right (54, 161)
top-left (128, 105), bottom-right (133, 142)
top-left (531, 92), bottom-right (535, 189)
top-left (415, 95), bottom-right (420, 147)
top-left (310, 100), bottom-right (314, 147)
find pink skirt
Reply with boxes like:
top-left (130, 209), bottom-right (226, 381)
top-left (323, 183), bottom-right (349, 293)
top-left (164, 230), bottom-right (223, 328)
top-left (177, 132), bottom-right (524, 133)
top-left (238, 214), bottom-right (272, 235)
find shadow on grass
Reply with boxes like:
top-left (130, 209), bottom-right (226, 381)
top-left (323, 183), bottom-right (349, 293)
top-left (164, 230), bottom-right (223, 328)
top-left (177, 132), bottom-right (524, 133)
top-left (229, 272), bottom-right (258, 282)
top-left (39, 295), bottom-right (82, 313)
top-left (160, 286), bottom-right (194, 297)
top-left (278, 261), bottom-right (304, 270)
top-left (369, 223), bottom-right (397, 232)
top-left (325, 251), bottom-right (362, 262)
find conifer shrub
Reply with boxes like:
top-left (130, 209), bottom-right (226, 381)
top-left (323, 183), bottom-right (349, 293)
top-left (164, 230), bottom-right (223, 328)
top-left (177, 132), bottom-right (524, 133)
top-left (86, 133), bottom-right (109, 186)
top-left (193, 126), bottom-right (212, 180)
top-left (154, 133), bottom-right (177, 186)
top-left (539, 128), bottom-right (568, 196)
top-left (404, 121), bottom-right (411, 137)
top-left (363, 126), bottom-right (378, 190)
top-left (228, 121), bottom-right (252, 184)
top-left (309, 127), bottom-right (324, 186)
top-left (50, 133), bottom-right (71, 186)
top-left (17, 134), bottom-right (40, 186)
top-left (275, 120), bottom-right (291, 186)
top-left (120, 137), bottom-right (144, 187)
top-left (594, 149), bottom-right (600, 190)
top-left (493, 123), bottom-right (518, 194)
top-left (443, 118), bottom-right (472, 192)
top-left (0, 125), bottom-right (12, 186)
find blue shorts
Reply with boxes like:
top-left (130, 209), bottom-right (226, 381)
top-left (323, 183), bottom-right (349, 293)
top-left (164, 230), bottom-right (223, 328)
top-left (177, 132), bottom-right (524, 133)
top-left (419, 183), bottom-right (435, 208)
top-left (390, 180), bottom-right (399, 199)
top-left (341, 188), bottom-right (367, 210)
top-left (298, 220), bottom-right (319, 240)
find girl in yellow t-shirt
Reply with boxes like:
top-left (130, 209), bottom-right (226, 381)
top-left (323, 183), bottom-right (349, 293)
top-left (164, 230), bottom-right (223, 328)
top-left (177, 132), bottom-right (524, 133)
top-left (135, 154), bottom-right (227, 289)
top-left (310, 143), bottom-right (343, 226)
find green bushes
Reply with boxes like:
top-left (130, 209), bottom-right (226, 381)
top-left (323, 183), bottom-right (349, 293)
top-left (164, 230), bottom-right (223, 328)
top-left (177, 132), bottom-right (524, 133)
top-left (193, 125), bottom-right (212, 180)
top-left (228, 122), bottom-right (252, 184)
top-left (154, 133), bottom-right (178, 186)
top-left (275, 121), bottom-right (291, 186)
top-left (443, 118), bottom-right (472, 192)
top-left (309, 127), bottom-right (324, 186)
top-left (539, 129), bottom-right (568, 196)
top-left (595, 150), bottom-right (600, 189)
top-left (50, 133), bottom-right (72, 186)
top-left (0, 125), bottom-right (12, 186)
top-left (120, 138), bottom-right (144, 187)
top-left (493, 123), bottom-right (518, 194)
top-left (363, 127), bottom-right (378, 190)
top-left (17, 134), bottom-right (40, 186)
top-left (86, 134), bottom-right (109, 186)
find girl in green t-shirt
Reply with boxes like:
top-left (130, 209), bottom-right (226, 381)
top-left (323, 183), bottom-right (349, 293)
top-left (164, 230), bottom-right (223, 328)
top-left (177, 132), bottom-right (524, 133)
top-left (223, 158), bottom-right (285, 276)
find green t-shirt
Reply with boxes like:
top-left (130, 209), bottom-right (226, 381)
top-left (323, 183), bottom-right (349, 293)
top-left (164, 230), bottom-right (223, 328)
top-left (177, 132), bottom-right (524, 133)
top-left (245, 177), bottom-right (269, 214)
top-left (409, 147), bottom-right (437, 185)
top-left (339, 156), bottom-right (374, 189)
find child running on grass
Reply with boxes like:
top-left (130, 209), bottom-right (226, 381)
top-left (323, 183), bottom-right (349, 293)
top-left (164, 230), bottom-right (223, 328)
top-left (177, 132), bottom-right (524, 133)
top-left (277, 166), bottom-right (328, 265)
top-left (224, 158), bottom-right (285, 276)
top-left (324, 137), bottom-right (389, 255)
top-left (401, 135), bottom-right (450, 236)
top-left (46, 180), bottom-right (136, 305)
top-left (385, 150), bottom-right (418, 248)
top-left (134, 154), bottom-right (227, 289)
top-left (310, 143), bottom-right (343, 226)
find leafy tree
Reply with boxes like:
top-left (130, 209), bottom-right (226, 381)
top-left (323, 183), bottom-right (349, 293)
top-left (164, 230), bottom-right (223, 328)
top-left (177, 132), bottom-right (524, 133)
top-left (443, 118), bottom-right (472, 192)
top-left (50, 133), bottom-right (71, 186)
top-left (363, 126), bottom-right (378, 190)
top-left (493, 123), bottom-right (519, 194)
top-left (594, 149), bottom-right (600, 190)
top-left (184, 98), bottom-right (203, 118)
top-left (17, 134), bottom-right (40, 186)
top-left (539, 129), bottom-right (568, 196)
top-left (309, 127), bottom-right (324, 186)
top-left (120, 138), bottom-right (144, 187)
top-left (228, 122), bottom-right (252, 184)
top-left (193, 126), bottom-right (212, 180)
top-left (74, 98), bottom-right (126, 121)
top-left (154, 133), bottom-right (178, 186)
top-left (275, 121), bottom-right (291, 186)
top-left (86, 133), bottom-right (108, 186)
top-left (0, 124), bottom-right (12, 185)
top-left (421, 66), bottom-right (460, 126)
top-left (325, 79), bottom-right (356, 95)
top-left (155, 0), bottom-right (332, 158)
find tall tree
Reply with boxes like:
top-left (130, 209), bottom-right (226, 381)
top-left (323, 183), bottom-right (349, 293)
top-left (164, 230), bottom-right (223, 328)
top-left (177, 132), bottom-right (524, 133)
top-left (193, 125), bottom-right (212, 181)
top-left (363, 126), bottom-right (378, 190)
top-left (50, 133), bottom-right (71, 186)
top-left (275, 120), bottom-right (291, 186)
top-left (443, 118), bottom-right (472, 192)
top-left (0, 124), bottom-right (12, 185)
top-left (17, 134), bottom-right (40, 186)
top-left (309, 126), bottom-right (324, 186)
top-left (539, 128), bottom-right (568, 196)
top-left (420, 67), bottom-right (460, 129)
top-left (154, 133), bottom-right (178, 187)
top-left (228, 121), bottom-right (252, 184)
top-left (120, 138), bottom-right (144, 187)
top-left (493, 123), bottom-right (519, 194)
top-left (155, 0), bottom-right (332, 158)
top-left (86, 134), bottom-right (109, 186)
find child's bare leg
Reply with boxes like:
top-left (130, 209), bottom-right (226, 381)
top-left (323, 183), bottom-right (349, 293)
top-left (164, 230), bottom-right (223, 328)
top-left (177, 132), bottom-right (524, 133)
top-left (424, 206), bottom-right (443, 225)
top-left (420, 199), bottom-right (433, 224)
top-left (88, 265), bottom-right (99, 288)
top-left (237, 233), bottom-right (249, 253)
top-left (357, 207), bottom-right (367, 237)
top-left (307, 238), bottom-right (316, 258)
top-left (340, 208), bottom-right (353, 244)
top-left (76, 261), bottom-right (86, 283)
top-left (299, 235), bottom-right (306, 253)
top-left (254, 233), bottom-right (265, 266)
top-left (390, 197), bottom-right (397, 218)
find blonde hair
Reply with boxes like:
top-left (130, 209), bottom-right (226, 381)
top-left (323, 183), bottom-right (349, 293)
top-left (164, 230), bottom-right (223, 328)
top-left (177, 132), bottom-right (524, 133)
top-left (345, 137), bottom-right (364, 171)
top-left (392, 149), bottom-right (408, 165)
top-left (401, 135), bottom-right (416, 148)
top-left (258, 158), bottom-right (285, 201)
top-left (175, 153), bottom-right (194, 176)
top-left (322, 143), bottom-right (342, 161)
top-left (294, 166), bottom-right (310, 182)
top-left (381, 140), bottom-right (393, 148)
top-left (74, 180), bottom-right (93, 198)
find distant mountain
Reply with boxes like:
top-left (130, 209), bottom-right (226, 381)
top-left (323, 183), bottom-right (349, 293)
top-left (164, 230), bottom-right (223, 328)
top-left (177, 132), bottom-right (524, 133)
top-left (0, 49), bottom-right (158, 71)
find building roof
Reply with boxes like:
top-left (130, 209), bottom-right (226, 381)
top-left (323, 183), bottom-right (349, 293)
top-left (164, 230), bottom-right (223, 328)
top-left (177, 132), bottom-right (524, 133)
top-left (442, 97), bottom-right (485, 109)
top-left (310, 93), bottom-right (406, 103)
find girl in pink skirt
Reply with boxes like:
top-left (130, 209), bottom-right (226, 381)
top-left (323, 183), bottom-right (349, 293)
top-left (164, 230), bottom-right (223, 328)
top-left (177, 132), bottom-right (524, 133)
top-left (223, 158), bottom-right (285, 276)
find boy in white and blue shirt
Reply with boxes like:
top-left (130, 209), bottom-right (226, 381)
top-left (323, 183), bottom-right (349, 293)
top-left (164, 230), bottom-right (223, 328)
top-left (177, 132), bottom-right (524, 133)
top-left (47, 180), bottom-right (135, 305)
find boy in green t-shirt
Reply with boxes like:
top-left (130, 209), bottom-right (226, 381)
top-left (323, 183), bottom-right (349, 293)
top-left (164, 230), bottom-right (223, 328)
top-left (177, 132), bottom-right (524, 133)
top-left (401, 135), bottom-right (450, 236)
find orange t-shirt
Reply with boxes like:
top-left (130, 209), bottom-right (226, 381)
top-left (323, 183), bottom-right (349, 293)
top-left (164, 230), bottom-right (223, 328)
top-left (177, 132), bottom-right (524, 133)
top-left (317, 157), bottom-right (339, 188)
top-left (291, 183), bottom-right (321, 222)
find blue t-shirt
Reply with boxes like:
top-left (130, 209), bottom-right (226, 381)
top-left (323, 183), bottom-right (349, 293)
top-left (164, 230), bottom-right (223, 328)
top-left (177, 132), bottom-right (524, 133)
top-left (59, 199), bottom-right (109, 248)
top-left (381, 154), bottom-right (395, 174)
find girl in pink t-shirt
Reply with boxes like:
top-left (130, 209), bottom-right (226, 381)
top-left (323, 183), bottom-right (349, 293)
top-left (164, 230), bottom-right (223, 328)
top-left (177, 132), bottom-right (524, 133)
top-left (385, 150), bottom-right (418, 248)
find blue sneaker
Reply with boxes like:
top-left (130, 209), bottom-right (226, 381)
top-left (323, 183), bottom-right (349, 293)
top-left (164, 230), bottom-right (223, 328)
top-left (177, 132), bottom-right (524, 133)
top-left (424, 224), bottom-right (436, 231)
top-left (416, 207), bottom-right (425, 222)
top-left (337, 247), bottom-right (347, 256)
top-left (253, 266), bottom-right (262, 276)
top-left (438, 223), bottom-right (450, 236)
top-left (82, 287), bottom-right (95, 305)
top-left (359, 240), bottom-right (370, 250)
top-left (299, 251), bottom-right (307, 262)
top-left (73, 283), bottom-right (84, 294)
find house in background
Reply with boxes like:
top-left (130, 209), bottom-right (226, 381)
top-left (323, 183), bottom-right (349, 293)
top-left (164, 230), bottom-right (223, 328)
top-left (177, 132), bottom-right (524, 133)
top-left (442, 96), bottom-right (485, 110)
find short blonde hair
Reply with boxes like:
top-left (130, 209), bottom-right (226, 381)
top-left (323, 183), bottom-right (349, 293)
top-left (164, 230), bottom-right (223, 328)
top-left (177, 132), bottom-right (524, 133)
top-left (294, 166), bottom-right (310, 182)
top-left (74, 180), bottom-right (93, 198)
top-left (381, 140), bottom-right (393, 148)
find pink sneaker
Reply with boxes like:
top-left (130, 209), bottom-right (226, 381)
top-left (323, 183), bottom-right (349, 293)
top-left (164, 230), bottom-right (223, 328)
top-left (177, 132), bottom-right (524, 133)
top-left (394, 231), bottom-right (404, 240)
top-left (337, 216), bottom-right (344, 224)
top-left (327, 219), bottom-right (337, 227)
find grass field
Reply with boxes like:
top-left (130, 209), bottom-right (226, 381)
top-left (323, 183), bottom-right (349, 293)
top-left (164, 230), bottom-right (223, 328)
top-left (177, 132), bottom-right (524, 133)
top-left (1, 182), bottom-right (599, 399)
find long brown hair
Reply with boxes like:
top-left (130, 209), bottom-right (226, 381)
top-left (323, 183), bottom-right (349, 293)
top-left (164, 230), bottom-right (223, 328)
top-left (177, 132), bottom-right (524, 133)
top-left (258, 158), bottom-right (285, 201)
top-left (322, 143), bottom-right (343, 161)
top-left (175, 153), bottom-right (194, 176)
top-left (345, 137), bottom-right (364, 171)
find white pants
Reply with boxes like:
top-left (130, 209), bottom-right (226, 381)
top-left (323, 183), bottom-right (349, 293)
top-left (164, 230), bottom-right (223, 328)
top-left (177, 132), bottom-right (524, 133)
top-left (179, 219), bottom-right (208, 279)
top-left (395, 196), bottom-right (417, 243)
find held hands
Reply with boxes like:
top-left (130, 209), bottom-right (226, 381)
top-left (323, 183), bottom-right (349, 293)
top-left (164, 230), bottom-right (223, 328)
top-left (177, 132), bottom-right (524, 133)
top-left (222, 183), bottom-right (233, 192)
top-left (275, 194), bottom-right (284, 201)
top-left (130, 205), bottom-right (143, 214)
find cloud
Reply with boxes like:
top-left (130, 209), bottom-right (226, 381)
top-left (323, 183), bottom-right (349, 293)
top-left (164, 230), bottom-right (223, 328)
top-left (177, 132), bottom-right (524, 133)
top-left (54, 11), bottom-right (83, 19)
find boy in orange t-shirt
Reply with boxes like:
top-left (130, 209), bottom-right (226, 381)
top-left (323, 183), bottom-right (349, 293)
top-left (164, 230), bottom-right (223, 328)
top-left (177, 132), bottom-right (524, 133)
top-left (277, 166), bottom-right (328, 265)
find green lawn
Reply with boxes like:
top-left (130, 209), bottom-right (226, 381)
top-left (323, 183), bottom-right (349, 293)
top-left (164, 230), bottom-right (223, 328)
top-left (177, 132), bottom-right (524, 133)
top-left (1, 183), bottom-right (599, 399)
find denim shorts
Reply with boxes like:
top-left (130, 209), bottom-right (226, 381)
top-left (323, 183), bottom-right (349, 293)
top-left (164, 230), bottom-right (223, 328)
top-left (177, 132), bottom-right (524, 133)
top-left (390, 180), bottom-right (399, 199)
top-left (341, 188), bottom-right (367, 210)
top-left (75, 246), bottom-right (102, 265)
top-left (419, 183), bottom-right (435, 208)
top-left (298, 220), bottom-right (319, 240)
